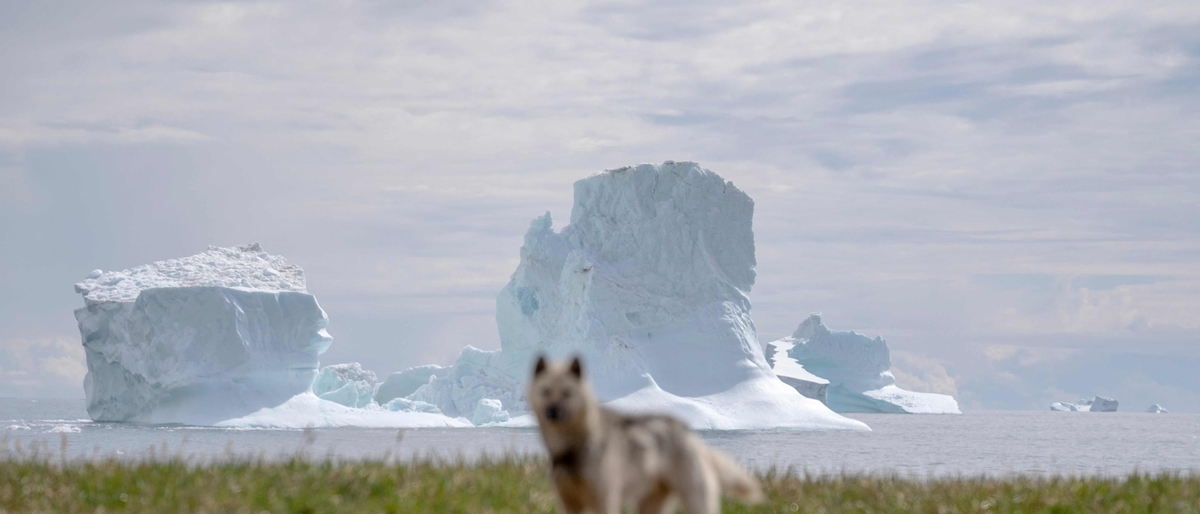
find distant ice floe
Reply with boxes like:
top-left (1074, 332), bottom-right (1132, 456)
top-left (1145, 404), bottom-right (1169, 414)
top-left (47, 425), bottom-right (81, 434)
top-left (767, 315), bottom-right (961, 414)
top-left (1050, 396), bottom-right (1120, 412)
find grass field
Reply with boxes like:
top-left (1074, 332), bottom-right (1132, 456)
top-left (2, 454), bottom-right (1198, 514)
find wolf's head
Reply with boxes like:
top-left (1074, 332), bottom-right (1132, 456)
top-left (528, 356), bottom-right (595, 430)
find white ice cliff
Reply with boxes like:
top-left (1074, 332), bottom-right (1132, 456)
top-left (73, 244), bottom-right (464, 427)
top-left (74, 244), bottom-right (332, 424)
top-left (1089, 396), bottom-right (1119, 412)
top-left (772, 315), bottom-right (960, 414)
top-left (408, 162), bottom-right (865, 430)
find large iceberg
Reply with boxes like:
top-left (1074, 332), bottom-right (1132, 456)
top-left (73, 244), bottom-right (465, 427)
top-left (408, 162), bottom-right (865, 430)
top-left (74, 244), bottom-right (332, 424)
top-left (769, 315), bottom-right (960, 414)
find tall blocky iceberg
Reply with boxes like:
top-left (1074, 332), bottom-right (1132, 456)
top-left (769, 314), bottom-right (960, 414)
top-left (409, 162), bottom-right (865, 430)
top-left (74, 244), bottom-right (334, 424)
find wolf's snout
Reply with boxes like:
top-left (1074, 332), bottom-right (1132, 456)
top-left (545, 404), bottom-right (562, 421)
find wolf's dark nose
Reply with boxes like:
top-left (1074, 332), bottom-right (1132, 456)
top-left (546, 405), bottom-right (561, 420)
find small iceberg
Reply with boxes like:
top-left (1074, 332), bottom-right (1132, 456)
top-left (313, 363), bottom-right (378, 409)
top-left (768, 315), bottom-right (960, 414)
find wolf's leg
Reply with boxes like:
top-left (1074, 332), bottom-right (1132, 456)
top-left (556, 499), bottom-right (584, 514)
top-left (556, 494), bottom-right (585, 514)
top-left (636, 489), bottom-right (676, 514)
top-left (597, 491), bottom-right (622, 514)
top-left (674, 457), bottom-right (719, 514)
top-left (594, 479), bottom-right (623, 514)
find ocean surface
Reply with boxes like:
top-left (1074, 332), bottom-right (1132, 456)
top-left (3, 398), bottom-right (1197, 477)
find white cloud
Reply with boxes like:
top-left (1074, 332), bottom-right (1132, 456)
top-left (983, 278), bottom-right (1200, 336)
top-left (890, 350), bottom-right (959, 397)
top-left (0, 337), bottom-right (86, 398)
top-left (0, 120), bottom-right (211, 147)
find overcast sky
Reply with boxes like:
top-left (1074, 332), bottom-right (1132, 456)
top-left (2, 0), bottom-right (1198, 411)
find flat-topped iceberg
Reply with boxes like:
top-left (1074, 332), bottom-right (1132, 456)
top-left (75, 244), bottom-right (334, 424)
top-left (407, 162), bottom-right (865, 430)
top-left (770, 315), bottom-right (960, 414)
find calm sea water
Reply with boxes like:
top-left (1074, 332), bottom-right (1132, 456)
top-left (3, 398), bottom-right (1197, 477)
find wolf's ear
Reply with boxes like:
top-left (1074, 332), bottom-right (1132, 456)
top-left (569, 356), bottom-right (582, 379)
top-left (534, 356), bottom-right (547, 376)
